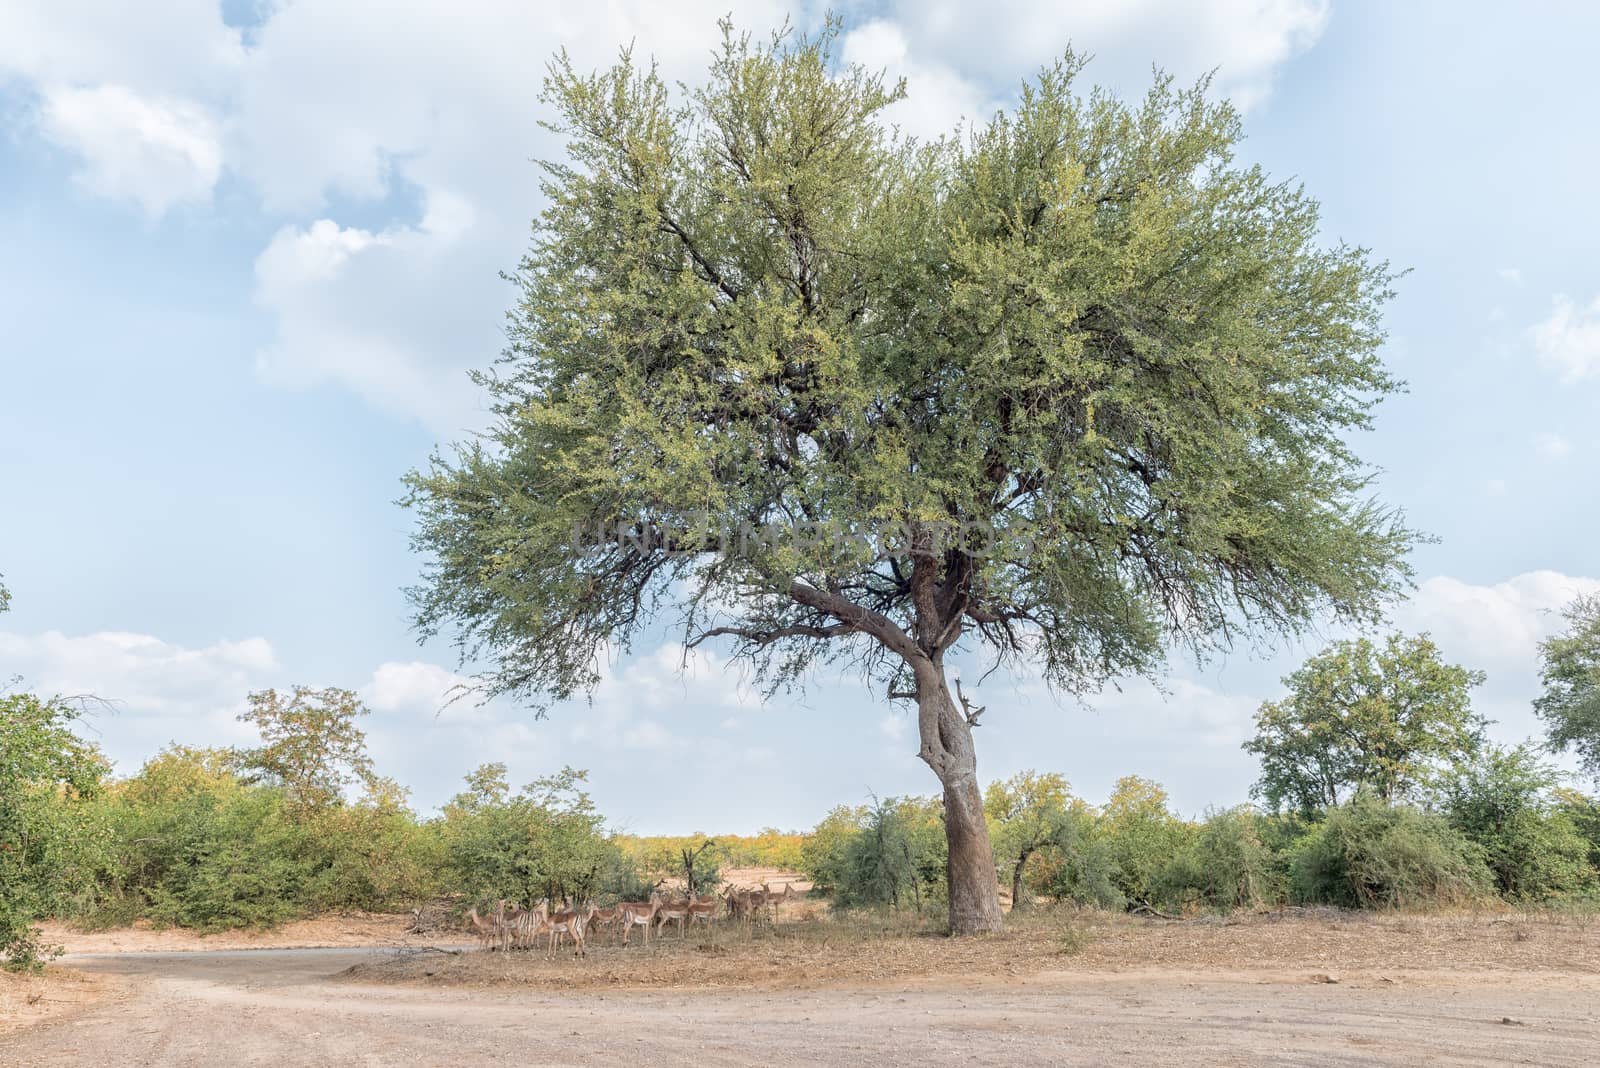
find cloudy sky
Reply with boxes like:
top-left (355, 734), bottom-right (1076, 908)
top-left (2, 2), bottom-right (1597, 832)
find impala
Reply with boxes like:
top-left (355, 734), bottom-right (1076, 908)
top-left (466, 906), bottom-right (501, 951)
top-left (654, 895), bottom-right (692, 939)
top-left (763, 882), bottom-right (795, 921)
top-left (535, 905), bottom-right (588, 958)
top-left (686, 894), bottom-right (720, 930)
top-left (617, 886), bottom-right (667, 947)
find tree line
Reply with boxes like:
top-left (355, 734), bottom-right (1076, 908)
top-left (5, 602), bottom-right (1599, 972)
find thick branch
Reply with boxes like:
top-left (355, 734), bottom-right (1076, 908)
top-left (787, 578), bottom-right (923, 663)
top-left (688, 622), bottom-right (856, 648)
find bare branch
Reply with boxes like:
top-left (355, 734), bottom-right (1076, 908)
top-left (955, 678), bottom-right (987, 728)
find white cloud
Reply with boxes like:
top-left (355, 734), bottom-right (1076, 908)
top-left (37, 84), bottom-right (222, 214)
top-left (1, 2), bottom-right (239, 215)
top-left (1396, 570), bottom-right (1600, 671)
top-left (0, 1), bottom-right (1328, 427)
top-left (251, 214), bottom-right (490, 431)
top-left (863, 0), bottom-right (1328, 114)
top-left (363, 659), bottom-right (477, 714)
top-left (841, 20), bottom-right (999, 142)
top-left (0, 628), bottom-right (278, 771)
top-left (0, 2), bottom-right (240, 89)
top-left (1498, 267), bottom-right (1522, 285)
top-left (1534, 431), bottom-right (1572, 461)
top-left (1530, 293), bottom-right (1600, 383)
top-left (1485, 478), bottom-right (1507, 496)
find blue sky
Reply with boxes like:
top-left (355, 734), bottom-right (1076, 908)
top-left (2, 2), bottom-right (1597, 832)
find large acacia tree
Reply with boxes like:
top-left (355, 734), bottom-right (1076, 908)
top-left (405, 22), bottom-right (1413, 933)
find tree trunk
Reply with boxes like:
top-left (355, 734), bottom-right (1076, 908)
top-left (914, 664), bottom-right (1004, 935)
top-left (1011, 848), bottom-right (1033, 912)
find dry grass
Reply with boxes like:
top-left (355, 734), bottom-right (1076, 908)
top-left (338, 904), bottom-right (1600, 993)
top-left (36, 911), bottom-right (443, 955)
top-left (0, 968), bottom-right (112, 1037)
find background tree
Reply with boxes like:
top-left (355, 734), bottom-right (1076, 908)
top-left (0, 573), bottom-right (10, 613)
top-left (1440, 743), bottom-right (1596, 901)
top-left (677, 837), bottom-right (720, 897)
top-left (1, 693), bottom-right (108, 970)
top-left (984, 771), bottom-right (1073, 910)
top-left (236, 686), bottom-right (375, 811)
top-left (404, 21), bottom-right (1413, 933)
top-left (439, 764), bottom-right (617, 906)
top-left (1535, 593), bottom-right (1600, 781)
top-left (1097, 775), bottom-right (1190, 906)
top-left (1245, 634), bottom-right (1485, 815)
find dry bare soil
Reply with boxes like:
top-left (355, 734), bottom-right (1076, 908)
top-left (4, 906), bottom-right (1597, 1066)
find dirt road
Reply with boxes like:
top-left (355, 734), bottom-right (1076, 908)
top-left (4, 947), bottom-right (1596, 1066)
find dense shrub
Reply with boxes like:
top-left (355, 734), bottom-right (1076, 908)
top-left (1157, 806), bottom-right (1280, 910)
top-left (1287, 794), bottom-right (1491, 908)
top-left (1098, 777), bottom-right (1192, 906)
top-left (1036, 819), bottom-right (1123, 909)
top-left (1441, 746), bottom-right (1598, 902)
top-left (804, 796), bottom-right (945, 911)
top-left (800, 804), bottom-right (867, 896)
top-left (1, 694), bottom-right (109, 970)
top-left (87, 746), bottom-right (445, 930)
top-left (437, 764), bottom-right (621, 906)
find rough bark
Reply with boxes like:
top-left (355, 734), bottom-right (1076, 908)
top-left (1011, 849), bottom-right (1033, 912)
top-left (914, 662), bottom-right (1004, 935)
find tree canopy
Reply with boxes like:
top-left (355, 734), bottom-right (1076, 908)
top-left (1244, 633), bottom-right (1486, 815)
top-left (1535, 593), bottom-right (1600, 781)
top-left (1, 693), bottom-right (108, 970)
top-left (236, 686), bottom-right (376, 811)
top-left (404, 19), bottom-right (1414, 932)
top-left (984, 771), bottom-right (1075, 909)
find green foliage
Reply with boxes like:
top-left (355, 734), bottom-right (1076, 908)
top-left (1441, 745), bottom-right (1597, 902)
top-left (236, 686), bottom-right (376, 810)
top-left (800, 804), bottom-right (871, 895)
top-left (1553, 789), bottom-right (1600, 871)
top-left (438, 764), bottom-right (619, 905)
top-left (402, 20), bottom-right (1412, 932)
top-left (1035, 808), bottom-right (1123, 909)
top-left (1156, 806), bottom-right (1281, 910)
top-left (815, 796), bottom-right (946, 911)
top-left (1245, 634), bottom-right (1486, 815)
top-left (1098, 776), bottom-right (1191, 905)
top-left (1287, 793), bottom-right (1491, 908)
top-left (0, 693), bottom-right (109, 970)
top-left (1536, 593), bottom-right (1600, 782)
top-left (87, 745), bottom-right (444, 931)
top-left (985, 771), bottom-right (1074, 908)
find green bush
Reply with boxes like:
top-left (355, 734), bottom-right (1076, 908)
top-left (1157, 806), bottom-right (1280, 910)
top-left (1098, 777), bottom-right (1192, 906)
top-left (1288, 794), bottom-right (1491, 908)
top-left (1, 694), bottom-right (109, 971)
top-left (437, 765), bottom-right (620, 906)
top-left (830, 796), bottom-right (946, 911)
top-left (1554, 790), bottom-right (1600, 872)
top-left (86, 746), bottom-right (446, 930)
top-left (800, 804), bottom-right (870, 896)
top-left (1442, 746), bottom-right (1598, 902)
top-left (1039, 828), bottom-right (1124, 909)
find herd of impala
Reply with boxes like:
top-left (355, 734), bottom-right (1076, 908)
top-left (465, 881), bottom-right (799, 958)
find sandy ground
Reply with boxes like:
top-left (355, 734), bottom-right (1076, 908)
top-left (31, 913), bottom-right (442, 955)
top-left (3, 944), bottom-right (1597, 1066)
top-left (0, 968), bottom-right (110, 1038)
top-left (3, 909), bottom-right (1597, 1065)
